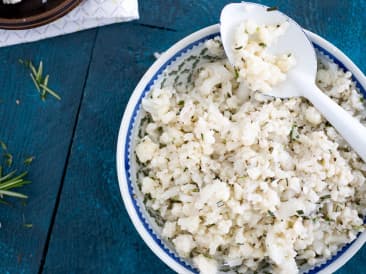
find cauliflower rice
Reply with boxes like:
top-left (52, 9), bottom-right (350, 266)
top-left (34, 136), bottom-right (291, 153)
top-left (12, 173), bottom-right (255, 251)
top-left (134, 24), bottom-right (366, 274)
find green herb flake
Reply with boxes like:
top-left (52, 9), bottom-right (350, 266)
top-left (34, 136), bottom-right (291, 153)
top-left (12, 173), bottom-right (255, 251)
top-left (268, 210), bottom-right (275, 217)
top-left (4, 153), bottom-right (13, 167)
top-left (178, 100), bottom-right (184, 107)
top-left (24, 156), bottom-right (35, 166)
top-left (289, 124), bottom-right (300, 141)
top-left (267, 6), bottom-right (278, 11)
top-left (296, 210), bottom-right (304, 215)
top-left (0, 169), bottom-right (30, 202)
top-left (235, 46), bottom-right (243, 50)
top-left (20, 59), bottom-right (61, 101)
top-left (216, 200), bottom-right (224, 208)
top-left (353, 225), bottom-right (365, 231)
top-left (0, 141), bottom-right (7, 151)
top-left (234, 67), bottom-right (239, 79)
top-left (320, 194), bottom-right (331, 201)
top-left (259, 42), bottom-right (267, 47)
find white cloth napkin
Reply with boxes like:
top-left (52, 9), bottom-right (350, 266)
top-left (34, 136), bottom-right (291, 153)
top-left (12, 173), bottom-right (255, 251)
top-left (0, 0), bottom-right (139, 47)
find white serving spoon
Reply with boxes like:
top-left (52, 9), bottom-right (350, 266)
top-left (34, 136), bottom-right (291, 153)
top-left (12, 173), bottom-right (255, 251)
top-left (221, 2), bottom-right (366, 163)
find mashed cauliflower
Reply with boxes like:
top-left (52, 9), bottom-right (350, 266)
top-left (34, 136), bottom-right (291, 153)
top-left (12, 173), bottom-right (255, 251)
top-left (134, 22), bottom-right (366, 274)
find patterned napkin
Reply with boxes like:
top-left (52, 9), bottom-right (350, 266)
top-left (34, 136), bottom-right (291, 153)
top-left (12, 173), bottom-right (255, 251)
top-left (0, 0), bottom-right (139, 47)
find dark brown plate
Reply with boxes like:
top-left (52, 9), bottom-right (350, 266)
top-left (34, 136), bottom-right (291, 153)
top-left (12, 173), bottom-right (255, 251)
top-left (0, 0), bottom-right (82, 29)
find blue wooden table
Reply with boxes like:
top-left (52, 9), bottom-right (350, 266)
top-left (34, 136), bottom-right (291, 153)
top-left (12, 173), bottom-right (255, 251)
top-left (0, 0), bottom-right (365, 273)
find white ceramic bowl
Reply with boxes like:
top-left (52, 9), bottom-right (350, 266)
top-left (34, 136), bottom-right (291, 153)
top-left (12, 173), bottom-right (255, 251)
top-left (116, 24), bottom-right (366, 274)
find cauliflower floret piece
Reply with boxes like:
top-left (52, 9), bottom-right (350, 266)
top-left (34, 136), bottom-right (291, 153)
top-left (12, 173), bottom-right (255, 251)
top-left (305, 106), bottom-right (322, 125)
top-left (172, 234), bottom-right (196, 257)
top-left (177, 216), bottom-right (200, 234)
top-left (135, 136), bottom-right (159, 163)
top-left (162, 221), bottom-right (176, 238)
top-left (193, 255), bottom-right (218, 274)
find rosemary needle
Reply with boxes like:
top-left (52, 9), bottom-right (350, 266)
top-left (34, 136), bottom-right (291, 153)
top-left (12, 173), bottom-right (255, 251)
top-left (0, 169), bottom-right (30, 201)
top-left (20, 59), bottom-right (61, 101)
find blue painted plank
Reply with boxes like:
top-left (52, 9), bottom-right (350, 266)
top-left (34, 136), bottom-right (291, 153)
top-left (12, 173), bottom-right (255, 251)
top-left (43, 0), bottom-right (366, 273)
top-left (0, 29), bottom-right (97, 274)
top-left (42, 22), bottom-right (180, 274)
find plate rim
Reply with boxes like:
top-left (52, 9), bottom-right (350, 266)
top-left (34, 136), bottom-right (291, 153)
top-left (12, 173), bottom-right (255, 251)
top-left (116, 24), bottom-right (366, 274)
top-left (0, 0), bottom-right (82, 30)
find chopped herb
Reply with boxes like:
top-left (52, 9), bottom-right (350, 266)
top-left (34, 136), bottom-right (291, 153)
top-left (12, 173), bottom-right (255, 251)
top-left (288, 53), bottom-right (292, 57)
top-left (266, 6), bottom-right (278, 11)
top-left (268, 210), bottom-right (275, 217)
top-left (201, 133), bottom-right (204, 140)
top-left (235, 46), bottom-right (243, 50)
top-left (216, 200), bottom-right (224, 208)
top-left (234, 67), bottom-right (239, 79)
top-left (0, 169), bottom-right (30, 201)
top-left (0, 141), bottom-right (7, 151)
top-left (320, 194), bottom-right (331, 201)
top-left (20, 59), bottom-right (61, 101)
top-left (352, 225), bottom-right (365, 230)
top-left (296, 210), bottom-right (304, 215)
top-left (290, 124), bottom-right (300, 141)
top-left (4, 153), bottom-right (13, 167)
top-left (24, 156), bottom-right (35, 166)
top-left (259, 42), bottom-right (267, 47)
top-left (178, 100), bottom-right (185, 107)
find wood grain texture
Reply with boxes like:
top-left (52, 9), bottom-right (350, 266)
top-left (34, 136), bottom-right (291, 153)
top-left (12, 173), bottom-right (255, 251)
top-left (42, 0), bottom-right (366, 274)
top-left (0, 29), bottom-right (97, 273)
top-left (41, 23), bottom-right (180, 274)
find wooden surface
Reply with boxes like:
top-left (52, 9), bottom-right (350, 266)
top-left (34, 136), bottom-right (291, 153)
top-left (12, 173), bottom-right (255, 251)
top-left (0, 1), bottom-right (365, 273)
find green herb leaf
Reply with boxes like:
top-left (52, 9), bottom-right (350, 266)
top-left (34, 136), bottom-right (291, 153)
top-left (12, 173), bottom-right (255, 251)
top-left (320, 194), bottom-right (331, 201)
top-left (234, 67), bottom-right (239, 79)
top-left (259, 42), bottom-right (267, 47)
top-left (296, 210), bottom-right (304, 215)
top-left (39, 84), bottom-right (61, 101)
top-left (266, 6), bottom-right (278, 11)
top-left (0, 169), bottom-right (30, 202)
top-left (290, 124), bottom-right (300, 141)
top-left (0, 141), bottom-right (7, 151)
top-left (24, 156), bottom-right (35, 166)
top-left (268, 210), bottom-right (275, 217)
top-left (20, 59), bottom-right (61, 101)
top-left (4, 153), bottom-right (13, 167)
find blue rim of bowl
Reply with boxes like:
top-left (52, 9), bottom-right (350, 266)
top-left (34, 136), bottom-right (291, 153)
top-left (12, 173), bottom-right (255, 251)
top-left (124, 32), bottom-right (366, 274)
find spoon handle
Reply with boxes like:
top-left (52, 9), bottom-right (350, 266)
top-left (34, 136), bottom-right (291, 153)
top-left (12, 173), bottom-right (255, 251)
top-left (304, 83), bottom-right (366, 162)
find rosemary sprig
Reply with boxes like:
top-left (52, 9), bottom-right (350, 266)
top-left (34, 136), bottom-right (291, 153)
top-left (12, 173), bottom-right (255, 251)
top-left (0, 167), bottom-right (30, 200)
top-left (19, 59), bottom-right (61, 101)
top-left (0, 141), bottom-right (32, 202)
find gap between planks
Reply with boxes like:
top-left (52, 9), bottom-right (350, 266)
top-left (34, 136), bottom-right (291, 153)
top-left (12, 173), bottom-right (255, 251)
top-left (37, 28), bottom-right (99, 274)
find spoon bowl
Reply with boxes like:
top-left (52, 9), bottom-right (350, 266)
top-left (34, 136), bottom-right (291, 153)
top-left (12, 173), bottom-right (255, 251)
top-left (220, 2), bottom-right (316, 98)
top-left (220, 2), bottom-right (366, 163)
